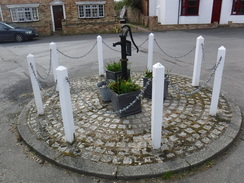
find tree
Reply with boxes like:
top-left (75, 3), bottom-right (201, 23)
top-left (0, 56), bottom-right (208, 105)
top-left (124, 0), bottom-right (141, 8)
top-left (114, 0), bottom-right (125, 11)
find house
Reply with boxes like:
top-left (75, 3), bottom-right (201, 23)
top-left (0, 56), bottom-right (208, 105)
top-left (151, 0), bottom-right (244, 24)
top-left (135, 0), bottom-right (244, 30)
top-left (0, 0), bottom-right (117, 36)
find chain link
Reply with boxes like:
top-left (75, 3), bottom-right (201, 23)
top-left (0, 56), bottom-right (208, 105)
top-left (57, 41), bottom-right (97, 59)
top-left (137, 37), bottom-right (148, 48)
top-left (66, 77), bottom-right (151, 115)
top-left (131, 38), bottom-right (148, 52)
top-left (201, 43), bottom-right (216, 71)
top-left (154, 39), bottom-right (195, 59)
top-left (30, 63), bottom-right (58, 97)
top-left (170, 56), bottom-right (222, 96)
top-left (37, 49), bottom-right (52, 80)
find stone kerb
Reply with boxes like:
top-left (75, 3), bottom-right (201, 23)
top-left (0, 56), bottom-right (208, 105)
top-left (17, 73), bottom-right (242, 179)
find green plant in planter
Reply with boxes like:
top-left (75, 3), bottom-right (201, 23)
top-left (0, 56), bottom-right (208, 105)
top-left (144, 68), bottom-right (172, 78)
top-left (105, 61), bottom-right (131, 81)
top-left (108, 78), bottom-right (142, 117)
top-left (105, 61), bottom-right (122, 72)
top-left (143, 70), bottom-right (153, 98)
top-left (108, 78), bottom-right (141, 95)
top-left (143, 69), bottom-right (171, 99)
top-left (144, 70), bottom-right (153, 78)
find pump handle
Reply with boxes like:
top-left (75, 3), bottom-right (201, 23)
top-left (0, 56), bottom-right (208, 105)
top-left (121, 25), bottom-right (139, 53)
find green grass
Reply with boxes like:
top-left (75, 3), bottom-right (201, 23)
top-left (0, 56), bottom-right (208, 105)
top-left (106, 61), bottom-right (122, 72)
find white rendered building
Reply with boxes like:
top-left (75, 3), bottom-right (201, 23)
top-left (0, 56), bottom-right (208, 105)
top-left (149, 0), bottom-right (244, 25)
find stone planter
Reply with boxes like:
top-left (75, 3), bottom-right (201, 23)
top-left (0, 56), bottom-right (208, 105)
top-left (143, 77), bottom-right (153, 99)
top-left (106, 69), bottom-right (130, 81)
top-left (97, 81), bottom-right (111, 102)
top-left (143, 76), bottom-right (170, 99)
top-left (111, 90), bottom-right (141, 117)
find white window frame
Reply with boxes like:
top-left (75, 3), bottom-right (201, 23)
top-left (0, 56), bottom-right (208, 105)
top-left (7, 4), bottom-right (39, 22)
top-left (75, 1), bottom-right (106, 18)
top-left (0, 5), bottom-right (3, 22)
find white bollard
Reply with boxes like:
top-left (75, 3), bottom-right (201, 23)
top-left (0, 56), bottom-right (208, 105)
top-left (151, 62), bottom-right (165, 149)
top-left (97, 35), bottom-right (105, 76)
top-left (27, 54), bottom-right (44, 115)
top-left (192, 36), bottom-right (204, 86)
top-left (49, 42), bottom-right (59, 91)
top-left (210, 46), bottom-right (226, 116)
top-left (147, 33), bottom-right (154, 71)
top-left (56, 66), bottom-right (75, 143)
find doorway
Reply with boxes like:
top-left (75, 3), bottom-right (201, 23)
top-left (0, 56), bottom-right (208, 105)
top-left (211, 0), bottom-right (222, 23)
top-left (53, 5), bottom-right (64, 30)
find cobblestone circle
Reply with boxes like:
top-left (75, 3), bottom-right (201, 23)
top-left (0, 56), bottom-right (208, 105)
top-left (27, 73), bottom-right (232, 166)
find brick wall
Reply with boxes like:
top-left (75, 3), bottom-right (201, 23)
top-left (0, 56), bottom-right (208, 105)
top-left (126, 7), bottom-right (149, 27)
top-left (62, 0), bottom-right (118, 35)
top-left (0, 0), bottom-right (52, 36)
top-left (0, 0), bottom-right (118, 36)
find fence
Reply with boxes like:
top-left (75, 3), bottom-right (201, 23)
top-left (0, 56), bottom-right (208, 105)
top-left (26, 33), bottom-right (226, 148)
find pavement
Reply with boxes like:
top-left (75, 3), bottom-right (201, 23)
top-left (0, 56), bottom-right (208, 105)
top-left (18, 72), bottom-right (242, 179)
top-left (0, 27), bottom-right (243, 182)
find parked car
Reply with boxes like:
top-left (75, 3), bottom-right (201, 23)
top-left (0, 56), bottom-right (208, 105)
top-left (0, 22), bottom-right (39, 42)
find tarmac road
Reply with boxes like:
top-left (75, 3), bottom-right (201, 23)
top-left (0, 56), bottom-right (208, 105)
top-left (0, 27), bottom-right (243, 183)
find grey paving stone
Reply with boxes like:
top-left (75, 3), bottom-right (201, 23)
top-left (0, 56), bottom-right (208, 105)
top-left (17, 73), bottom-right (242, 179)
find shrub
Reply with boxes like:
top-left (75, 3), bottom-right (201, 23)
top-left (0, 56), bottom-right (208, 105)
top-left (144, 70), bottom-right (152, 78)
top-left (106, 61), bottom-right (122, 72)
top-left (108, 78), bottom-right (141, 94)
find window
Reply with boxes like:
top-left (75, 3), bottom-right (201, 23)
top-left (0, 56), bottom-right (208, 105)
top-left (181, 0), bottom-right (200, 16)
top-left (232, 0), bottom-right (244, 15)
top-left (76, 1), bottom-right (105, 18)
top-left (7, 4), bottom-right (39, 22)
top-left (78, 4), bottom-right (104, 18)
top-left (10, 7), bottom-right (39, 22)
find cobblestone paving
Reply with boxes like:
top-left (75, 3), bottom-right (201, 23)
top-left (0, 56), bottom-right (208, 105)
top-left (27, 73), bottom-right (232, 166)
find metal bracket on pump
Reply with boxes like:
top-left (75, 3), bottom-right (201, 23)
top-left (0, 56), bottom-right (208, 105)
top-left (113, 25), bottom-right (139, 80)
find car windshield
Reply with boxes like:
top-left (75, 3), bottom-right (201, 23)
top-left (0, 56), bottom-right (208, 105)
top-left (2, 23), bottom-right (14, 29)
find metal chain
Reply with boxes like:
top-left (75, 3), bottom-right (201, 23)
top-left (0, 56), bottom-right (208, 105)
top-left (170, 56), bottom-right (222, 96)
top-left (201, 43), bottom-right (217, 71)
top-left (201, 43), bottom-right (206, 63)
top-left (30, 63), bottom-right (58, 97)
top-left (66, 77), bottom-right (151, 115)
top-left (37, 49), bottom-right (52, 80)
top-left (131, 38), bottom-right (148, 52)
top-left (154, 39), bottom-right (196, 59)
top-left (57, 41), bottom-right (97, 59)
top-left (136, 37), bottom-right (148, 48)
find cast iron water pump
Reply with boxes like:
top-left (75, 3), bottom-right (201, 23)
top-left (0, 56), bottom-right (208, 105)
top-left (113, 25), bottom-right (139, 80)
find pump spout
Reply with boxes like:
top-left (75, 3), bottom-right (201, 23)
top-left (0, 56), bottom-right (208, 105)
top-left (113, 41), bottom-right (121, 47)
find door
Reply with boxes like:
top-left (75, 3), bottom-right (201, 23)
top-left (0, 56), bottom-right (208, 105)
top-left (53, 6), bottom-right (63, 30)
top-left (211, 0), bottom-right (222, 23)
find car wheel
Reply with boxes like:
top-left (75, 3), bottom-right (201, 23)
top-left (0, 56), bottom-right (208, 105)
top-left (15, 34), bottom-right (24, 42)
